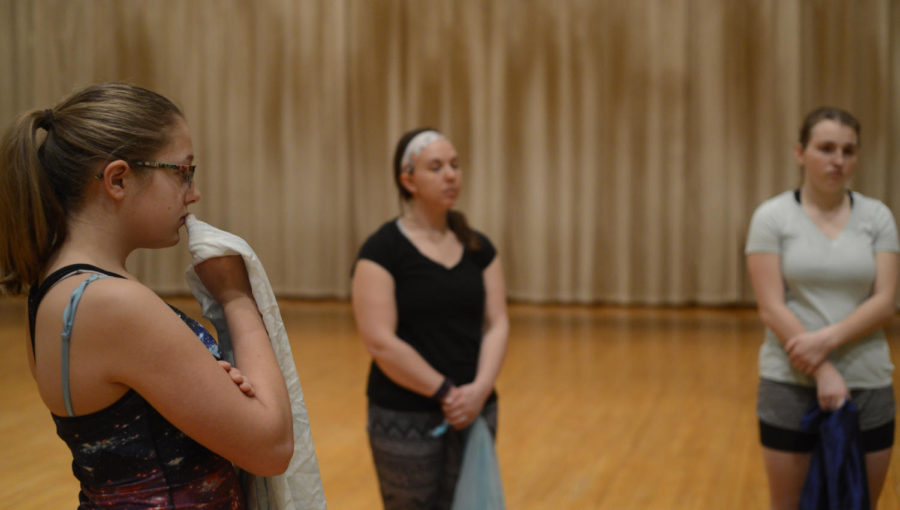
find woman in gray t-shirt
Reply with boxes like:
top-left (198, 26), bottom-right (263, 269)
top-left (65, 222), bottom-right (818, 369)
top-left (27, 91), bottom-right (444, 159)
top-left (746, 107), bottom-right (899, 509)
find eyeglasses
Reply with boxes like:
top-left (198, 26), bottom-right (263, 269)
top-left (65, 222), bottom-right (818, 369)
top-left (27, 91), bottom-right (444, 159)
top-left (132, 161), bottom-right (196, 186)
top-left (93, 161), bottom-right (197, 186)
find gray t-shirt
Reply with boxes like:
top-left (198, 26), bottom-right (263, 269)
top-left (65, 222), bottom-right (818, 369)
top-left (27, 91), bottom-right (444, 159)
top-left (745, 190), bottom-right (899, 388)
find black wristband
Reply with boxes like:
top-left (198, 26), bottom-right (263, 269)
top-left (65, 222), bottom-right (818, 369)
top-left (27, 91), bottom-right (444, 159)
top-left (431, 377), bottom-right (454, 401)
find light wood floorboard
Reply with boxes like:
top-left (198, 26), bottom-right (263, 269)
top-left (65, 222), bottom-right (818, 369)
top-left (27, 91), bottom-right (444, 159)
top-left (1, 297), bottom-right (899, 509)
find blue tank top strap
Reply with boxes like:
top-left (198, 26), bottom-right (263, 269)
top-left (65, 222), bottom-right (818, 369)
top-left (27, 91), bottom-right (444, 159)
top-left (60, 273), bottom-right (108, 417)
top-left (29, 263), bottom-right (126, 353)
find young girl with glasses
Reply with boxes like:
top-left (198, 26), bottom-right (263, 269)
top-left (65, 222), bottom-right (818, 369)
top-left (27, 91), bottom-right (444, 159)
top-left (0, 82), bottom-right (293, 508)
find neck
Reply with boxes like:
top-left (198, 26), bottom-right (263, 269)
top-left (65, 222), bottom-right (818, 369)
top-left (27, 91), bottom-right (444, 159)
top-left (402, 201), bottom-right (449, 232)
top-left (47, 209), bottom-right (133, 276)
top-left (800, 184), bottom-right (847, 212)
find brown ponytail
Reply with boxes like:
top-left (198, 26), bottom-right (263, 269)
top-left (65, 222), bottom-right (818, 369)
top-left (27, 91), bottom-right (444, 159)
top-left (0, 111), bottom-right (65, 294)
top-left (0, 82), bottom-right (183, 295)
top-left (448, 210), bottom-right (482, 251)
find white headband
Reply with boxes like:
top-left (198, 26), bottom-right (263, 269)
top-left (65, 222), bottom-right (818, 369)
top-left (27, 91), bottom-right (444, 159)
top-left (400, 130), bottom-right (446, 172)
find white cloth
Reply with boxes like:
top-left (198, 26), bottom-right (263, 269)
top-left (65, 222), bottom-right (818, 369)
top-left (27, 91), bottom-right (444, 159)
top-left (184, 214), bottom-right (327, 510)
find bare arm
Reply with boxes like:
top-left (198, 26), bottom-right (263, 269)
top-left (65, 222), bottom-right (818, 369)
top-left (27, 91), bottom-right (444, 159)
top-left (474, 257), bottom-right (510, 394)
top-left (351, 259), bottom-right (445, 398)
top-left (442, 257), bottom-right (509, 429)
top-left (746, 253), bottom-right (807, 344)
top-left (87, 258), bottom-right (292, 476)
top-left (784, 251), bottom-right (898, 372)
top-left (747, 252), bottom-right (848, 409)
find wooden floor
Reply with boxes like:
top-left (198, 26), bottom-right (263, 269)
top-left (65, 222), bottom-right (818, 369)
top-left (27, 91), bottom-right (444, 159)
top-left (2, 297), bottom-right (900, 509)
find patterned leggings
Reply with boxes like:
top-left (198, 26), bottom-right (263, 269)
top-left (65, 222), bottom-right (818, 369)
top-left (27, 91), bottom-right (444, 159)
top-left (367, 400), bottom-right (498, 510)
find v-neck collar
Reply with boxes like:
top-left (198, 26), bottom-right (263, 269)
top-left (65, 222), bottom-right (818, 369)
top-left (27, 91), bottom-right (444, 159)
top-left (793, 189), bottom-right (854, 242)
top-left (394, 218), bottom-right (465, 270)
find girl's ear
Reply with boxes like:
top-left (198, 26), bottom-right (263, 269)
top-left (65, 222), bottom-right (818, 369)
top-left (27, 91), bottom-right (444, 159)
top-left (96, 160), bottom-right (131, 201)
top-left (793, 143), bottom-right (805, 166)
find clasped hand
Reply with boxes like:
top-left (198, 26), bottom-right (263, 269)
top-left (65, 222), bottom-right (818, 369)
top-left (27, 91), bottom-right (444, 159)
top-left (441, 384), bottom-right (488, 430)
top-left (814, 363), bottom-right (849, 411)
top-left (785, 329), bottom-right (835, 375)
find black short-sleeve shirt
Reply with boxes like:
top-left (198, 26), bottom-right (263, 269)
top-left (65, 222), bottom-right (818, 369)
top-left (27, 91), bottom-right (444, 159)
top-left (357, 219), bottom-right (498, 411)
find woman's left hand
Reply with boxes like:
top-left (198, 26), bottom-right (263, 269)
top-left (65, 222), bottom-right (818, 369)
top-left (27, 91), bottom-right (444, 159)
top-left (785, 329), bottom-right (835, 374)
top-left (441, 383), bottom-right (489, 430)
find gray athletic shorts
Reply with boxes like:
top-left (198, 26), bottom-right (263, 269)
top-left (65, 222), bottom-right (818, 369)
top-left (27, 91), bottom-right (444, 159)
top-left (757, 378), bottom-right (895, 452)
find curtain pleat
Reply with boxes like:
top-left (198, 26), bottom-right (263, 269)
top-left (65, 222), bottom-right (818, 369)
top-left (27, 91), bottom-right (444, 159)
top-left (2, 0), bottom-right (898, 305)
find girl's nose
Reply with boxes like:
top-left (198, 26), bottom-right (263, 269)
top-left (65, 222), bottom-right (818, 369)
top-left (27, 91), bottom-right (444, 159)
top-left (185, 183), bottom-right (201, 204)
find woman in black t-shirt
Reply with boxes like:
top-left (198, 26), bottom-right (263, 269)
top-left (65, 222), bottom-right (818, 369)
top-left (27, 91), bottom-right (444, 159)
top-left (351, 128), bottom-right (509, 509)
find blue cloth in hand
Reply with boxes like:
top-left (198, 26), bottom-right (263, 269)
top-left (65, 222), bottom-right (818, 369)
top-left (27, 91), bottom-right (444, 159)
top-left (451, 417), bottom-right (505, 510)
top-left (799, 401), bottom-right (869, 510)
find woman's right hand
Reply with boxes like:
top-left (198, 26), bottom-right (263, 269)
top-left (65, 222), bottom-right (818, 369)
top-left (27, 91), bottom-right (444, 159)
top-left (814, 362), bottom-right (850, 411)
top-left (441, 383), bottom-right (490, 430)
top-left (194, 255), bottom-right (253, 305)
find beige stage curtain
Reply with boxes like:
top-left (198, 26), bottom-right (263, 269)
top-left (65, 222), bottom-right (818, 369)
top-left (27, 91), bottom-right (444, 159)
top-left (2, 0), bottom-right (898, 305)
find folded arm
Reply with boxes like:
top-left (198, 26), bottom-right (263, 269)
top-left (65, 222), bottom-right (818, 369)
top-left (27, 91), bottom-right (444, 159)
top-left (92, 257), bottom-right (293, 476)
top-left (747, 252), bottom-right (851, 410)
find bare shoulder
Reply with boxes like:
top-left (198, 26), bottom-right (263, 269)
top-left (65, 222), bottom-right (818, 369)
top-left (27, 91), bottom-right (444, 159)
top-left (35, 274), bottom-right (163, 334)
top-left (75, 276), bottom-right (175, 326)
top-left (66, 277), bottom-right (213, 376)
top-left (32, 274), bottom-right (208, 415)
